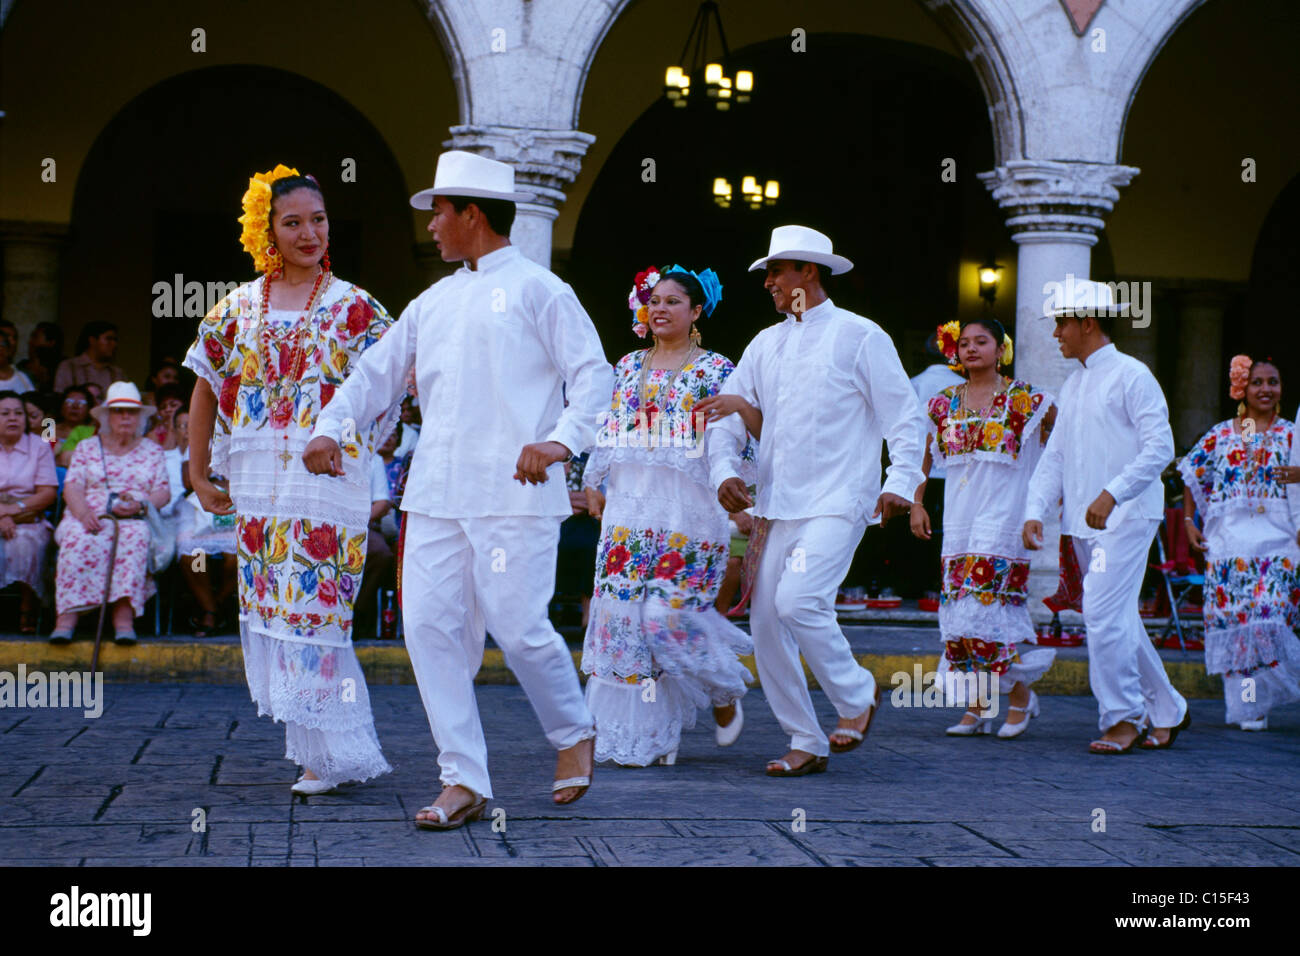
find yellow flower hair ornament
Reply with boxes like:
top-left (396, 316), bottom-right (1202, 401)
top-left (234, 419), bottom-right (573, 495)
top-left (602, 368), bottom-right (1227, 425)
top-left (936, 320), bottom-right (963, 374)
top-left (999, 334), bottom-right (1014, 367)
top-left (238, 164), bottom-right (301, 274)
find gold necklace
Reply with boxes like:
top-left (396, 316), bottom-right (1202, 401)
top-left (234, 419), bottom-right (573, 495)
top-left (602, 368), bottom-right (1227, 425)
top-left (957, 376), bottom-right (1008, 422)
top-left (638, 343), bottom-right (698, 415)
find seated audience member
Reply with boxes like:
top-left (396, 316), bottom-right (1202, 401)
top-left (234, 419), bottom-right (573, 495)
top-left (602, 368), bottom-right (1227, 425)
top-left (0, 321), bottom-right (36, 394)
top-left (54, 385), bottom-right (98, 468)
top-left (53, 321), bottom-right (124, 395)
top-left (0, 391), bottom-right (58, 633)
top-left (50, 382), bottom-right (169, 645)
top-left (17, 321), bottom-right (64, 395)
top-left (147, 382), bottom-right (187, 449)
top-left (142, 357), bottom-right (182, 409)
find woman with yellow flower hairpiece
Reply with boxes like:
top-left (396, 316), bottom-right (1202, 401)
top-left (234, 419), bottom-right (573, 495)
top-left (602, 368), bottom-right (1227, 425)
top-left (183, 165), bottom-right (400, 794)
top-left (910, 316), bottom-right (1060, 738)
top-left (1178, 355), bottom-right (1300, 731)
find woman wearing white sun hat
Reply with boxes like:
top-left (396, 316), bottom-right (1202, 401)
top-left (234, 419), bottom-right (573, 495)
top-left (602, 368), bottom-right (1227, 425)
top-left (51, 381), bottom-right (170, 645)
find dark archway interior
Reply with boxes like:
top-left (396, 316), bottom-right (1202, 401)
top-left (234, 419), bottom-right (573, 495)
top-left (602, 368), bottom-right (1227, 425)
top-left (1243, 173), bottom-right (1300, 406)
top-left (569, 33), bottom-right (998, 371)
top-left (62, 65), bottom-right (422, 373)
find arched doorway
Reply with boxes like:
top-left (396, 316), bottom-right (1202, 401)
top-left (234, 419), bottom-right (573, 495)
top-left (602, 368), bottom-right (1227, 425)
top-left (1243, 172), bottom-right (1300, 400)
top-left (568, 33), bottom-right (1001, 369)
top-left (60, 65), bottom-right (420, 380)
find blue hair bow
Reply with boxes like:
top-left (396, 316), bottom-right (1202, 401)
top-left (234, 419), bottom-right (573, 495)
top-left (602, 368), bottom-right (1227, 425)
top-left (666, 263), bottom-right (723, 317)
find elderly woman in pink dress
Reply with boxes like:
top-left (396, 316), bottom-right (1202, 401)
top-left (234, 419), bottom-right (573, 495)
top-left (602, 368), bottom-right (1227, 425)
top-left (51, 382), bottom-right (170, 645)
top-left (0, 391), bottom-right (58, 634)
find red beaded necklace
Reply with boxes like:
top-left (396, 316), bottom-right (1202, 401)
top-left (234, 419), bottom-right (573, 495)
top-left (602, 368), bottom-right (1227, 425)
top-left (258, 266), bottom-right (330, 395)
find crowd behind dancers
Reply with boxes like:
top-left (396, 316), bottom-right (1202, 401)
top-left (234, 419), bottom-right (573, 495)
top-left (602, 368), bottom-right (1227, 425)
top-left (1, 151), bottom-right (1297, 830)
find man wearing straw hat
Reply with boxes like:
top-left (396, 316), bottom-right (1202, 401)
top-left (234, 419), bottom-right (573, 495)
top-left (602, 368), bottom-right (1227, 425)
top-left (704, 225), bottom-right (926, 776)
top-left (1023, 278), bottom-right (1188, 754)
top-left (304, 151), bottom-right (613, 828)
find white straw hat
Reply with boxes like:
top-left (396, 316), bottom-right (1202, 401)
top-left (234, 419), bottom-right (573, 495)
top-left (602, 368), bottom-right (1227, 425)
top-left (1046, 277), bottom-right (1129, 318)
top-left (90, 381), bottom-right (154, 435)
top-left (748, 225), bottom-right (854, 275)
top-left (410, 150), bottom-right (534, 208)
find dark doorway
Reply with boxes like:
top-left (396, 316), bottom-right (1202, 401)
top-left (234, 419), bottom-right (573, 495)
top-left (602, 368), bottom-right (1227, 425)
top-left (63, 65), bottom-right (421, 383)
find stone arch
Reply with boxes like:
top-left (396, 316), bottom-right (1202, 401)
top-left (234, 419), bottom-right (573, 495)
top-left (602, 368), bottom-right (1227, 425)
top-left (60, 65), bottom-right (419, 381)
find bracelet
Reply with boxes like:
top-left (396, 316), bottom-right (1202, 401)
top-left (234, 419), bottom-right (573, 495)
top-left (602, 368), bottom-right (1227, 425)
top-left (1183, 517), bottom-right (1195, 525)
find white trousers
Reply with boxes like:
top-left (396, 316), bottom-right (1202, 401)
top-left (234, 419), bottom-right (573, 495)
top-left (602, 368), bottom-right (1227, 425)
top-left (750, 515), bottom-right (878, 756)
top-left (1073, 518), bottom-right (1187, 732)
top-left (401, 513), bottom-right (594, 799)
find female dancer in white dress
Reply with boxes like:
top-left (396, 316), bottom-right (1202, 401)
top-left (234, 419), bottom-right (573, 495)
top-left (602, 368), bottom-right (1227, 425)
top-left (911, 318), bottom-right (1057, 737)
top-left (186, 165), bottom-right (398, 793)
top-left (581, 265), bottom-right (758, 766)
top-left (1180, 356), bottom-right (1300, 732)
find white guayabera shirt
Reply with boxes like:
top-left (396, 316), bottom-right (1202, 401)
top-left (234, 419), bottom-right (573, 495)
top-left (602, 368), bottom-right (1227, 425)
top-left (1025, 343), bottom-right (1174, 536)
top-left (705, 298), bottom-right (927, 523)
top-left (313, 245), bottom-right (613, 518)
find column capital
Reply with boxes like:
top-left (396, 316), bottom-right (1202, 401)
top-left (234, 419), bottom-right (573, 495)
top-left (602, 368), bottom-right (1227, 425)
top-left (444, 124), bottom-right (596, 210)
top-left (977, 160), bottom-right (1139, 243)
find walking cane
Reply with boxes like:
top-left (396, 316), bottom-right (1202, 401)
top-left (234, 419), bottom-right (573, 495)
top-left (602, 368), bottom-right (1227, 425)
top-left (90, 512), bottom-right (121, 677)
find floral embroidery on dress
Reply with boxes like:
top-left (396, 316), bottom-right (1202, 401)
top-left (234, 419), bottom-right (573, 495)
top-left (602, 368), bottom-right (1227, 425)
top-left (599, 350), bottom-right (729, 443)
top-left (942, 553), bottom-right (1030, 607)
top-left (928, 380), bottom-right (1048, 462)
top-left (1206, 554), bottom-right (1299, 637)
top-left (236, 512), bottom-right (367, 641)
top-left (192, 279), bottom-right (395, 459)
top-left (944, 638), bottom-right (1020, 674)
top-left (1180, 418), bottom-right (1292, 512)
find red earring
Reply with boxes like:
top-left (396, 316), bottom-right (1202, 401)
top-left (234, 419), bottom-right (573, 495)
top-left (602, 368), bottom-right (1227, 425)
top-left (265, 244), bottom-right (283, 278)
top-left (321, 249), bottom-right (331, 273)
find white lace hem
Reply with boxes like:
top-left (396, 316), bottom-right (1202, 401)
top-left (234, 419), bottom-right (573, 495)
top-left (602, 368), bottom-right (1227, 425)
top-left (1218, 662), bottom-right (1300, 723)
top-left (587, 674), bottom-right (735, 766)
top-left (938, 594), bottom-right (1038, 645)
top-left (1203, 619), bottom-right (1300, 676)
top-left (241, 620), bottom-right (391, 785)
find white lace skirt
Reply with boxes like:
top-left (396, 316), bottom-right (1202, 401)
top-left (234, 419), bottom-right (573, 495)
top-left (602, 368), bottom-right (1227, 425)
top-left (240, 619), bottom-right (391, 787)
top-left (583, 598), bottom-right (753, 766)
top-left (584, 674), bottom-right (700, 767)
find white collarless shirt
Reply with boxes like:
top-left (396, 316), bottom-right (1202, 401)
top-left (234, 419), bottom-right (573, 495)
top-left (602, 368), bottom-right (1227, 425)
top-left (312, 245), bottom-right (613, 518)
top-left (705, 298), bottom-right (926, 523)
top-left (1025, 343), bottom-right (1173, 535)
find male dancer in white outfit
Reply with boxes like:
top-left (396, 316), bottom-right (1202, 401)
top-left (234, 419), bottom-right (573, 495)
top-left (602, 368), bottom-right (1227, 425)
top-left (706, 226), bottom-right (926, 776)
top-left (304, 152), bottom-right (613, 827)
top-left (1023, 279), bottom-right (1189, 753)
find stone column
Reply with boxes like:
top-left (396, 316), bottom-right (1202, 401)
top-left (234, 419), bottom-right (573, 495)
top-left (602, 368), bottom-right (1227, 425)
top-left (1, 220), bottom-right (66, 358)
top-left (1171, 289), bottom-right (1228, 449)
top-left (976, 160), bottom-right (1139, 620)
top-left (444, 125), bottom-right (595, 269)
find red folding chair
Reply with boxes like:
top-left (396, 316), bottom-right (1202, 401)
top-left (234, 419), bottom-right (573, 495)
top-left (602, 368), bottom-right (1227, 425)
top-left (1150, 507), bottom-right (1204, 655)
top-left (1040, 534), bottom-right (1085, 646)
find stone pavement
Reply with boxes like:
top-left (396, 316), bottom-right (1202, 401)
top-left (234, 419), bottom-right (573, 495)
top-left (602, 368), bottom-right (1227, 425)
top-left (3, 683), bottom-right (1298, 867)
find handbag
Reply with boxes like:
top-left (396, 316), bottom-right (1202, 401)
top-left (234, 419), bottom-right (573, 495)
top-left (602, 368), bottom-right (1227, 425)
top-left (98, 438), bottom-right (177, 574)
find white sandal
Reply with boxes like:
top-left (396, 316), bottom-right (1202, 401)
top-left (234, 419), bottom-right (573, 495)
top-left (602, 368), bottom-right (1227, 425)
top-left (414, 791), bottom-right (486, 831)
